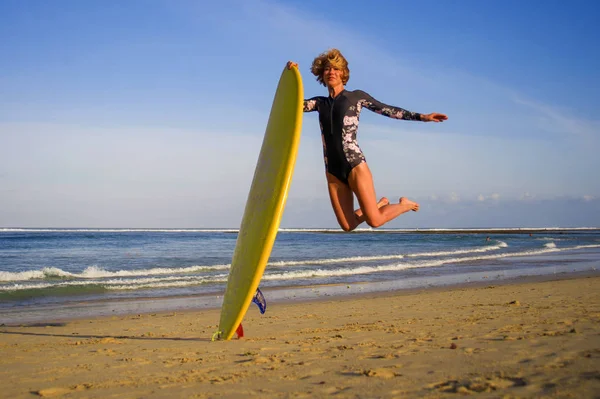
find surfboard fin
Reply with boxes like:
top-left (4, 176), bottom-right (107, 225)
top-left (252, 287), bottom-right (267, 314)
top-left (235, 323), bottom-right (244, 339)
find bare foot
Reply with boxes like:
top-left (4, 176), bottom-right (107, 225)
top-left (377, 197), bottom-right (389, 209)
top-left (399, 197), bottom-right (419, 212)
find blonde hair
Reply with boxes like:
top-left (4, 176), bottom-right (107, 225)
top-left (310, 48), bottom-right (350, 86)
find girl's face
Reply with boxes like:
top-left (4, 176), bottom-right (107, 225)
top-left (323, 64), bottom-right (343, 88)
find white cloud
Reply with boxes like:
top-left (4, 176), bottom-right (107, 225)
top-left (477, 193), bottom-right (500, 202)
top-left (520, 192), bottom-right (536, 201)
top-left (448, 192), bottom-right (460, 203)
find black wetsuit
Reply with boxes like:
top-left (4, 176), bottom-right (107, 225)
top-left (304, 90), bottom-right (422, 184)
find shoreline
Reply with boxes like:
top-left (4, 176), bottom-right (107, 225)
top-left (1, 274), bottom-right (599, 398)
top-left (3, 268), bottom-right (599, 327)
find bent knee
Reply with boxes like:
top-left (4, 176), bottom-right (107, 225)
top-left (337, 218), bottom-right (360, 232)
top-left (364, 216), bottom-right (384, 229)
top-left (339, 222), bottom-right (356, 232)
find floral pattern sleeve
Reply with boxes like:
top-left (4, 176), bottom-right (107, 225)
top-left (303, 97), bottom-right (319, 112)
top-left (357, 90), bottom-right (421, 121)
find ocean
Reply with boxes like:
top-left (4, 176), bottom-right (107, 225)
top-left (1, 228), bottom-right (599, 324)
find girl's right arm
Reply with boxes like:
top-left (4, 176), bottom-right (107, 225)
top-left (287, 61), bottom-right (319, 113)
top-left (303, 98), bottom-right (318, 112)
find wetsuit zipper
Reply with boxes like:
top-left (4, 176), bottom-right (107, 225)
top-left (328, 96), bottom-right (335, 136)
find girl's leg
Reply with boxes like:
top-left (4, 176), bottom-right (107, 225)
top-left (348, 162), bottom-right (419, 228)
top-left (326, 172), bottom-right (389, 232)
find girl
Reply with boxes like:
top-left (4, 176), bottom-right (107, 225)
top-left (288, 49), bottom-right (447, 231)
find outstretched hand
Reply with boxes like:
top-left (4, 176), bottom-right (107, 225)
top-left (287, 61), bottom-right (298, 69)
top-left (422, 113), bottom-right (448, 122)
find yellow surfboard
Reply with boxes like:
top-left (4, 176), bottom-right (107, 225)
top-left (215, 65), bottom-right (304, 340)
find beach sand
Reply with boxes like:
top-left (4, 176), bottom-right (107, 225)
top-left (1, 276), bottom-right (599, 398)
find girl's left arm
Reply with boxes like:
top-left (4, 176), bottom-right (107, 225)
top-left (358, 90), bottom-right (422, 121)
top-left (358, 90), bottom-right (447, 122)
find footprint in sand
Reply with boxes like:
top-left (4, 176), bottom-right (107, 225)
top-left (342, 367), bottom-right (401, 379)
top-left (34, 387), bottom-right (71, 397)
top-left (430, 374), bottom-right (527, 394)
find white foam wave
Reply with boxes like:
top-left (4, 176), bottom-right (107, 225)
top-left (0, 282), bottom-right (55, 291)
top-left (537, 237), bottom-right (564, 241)
top-left (0, 267), bottom-right (77, 282)
top-left (405, 242), bottom-right (508, 257)
top-left (267, 242), bottom-right (507, 267)
top-left (544, 242), bottom-right (557, 249)
top-left (89, 243), bottom-right (581, 287)
top-left (0, 275), bottom-right (223, 292)
top-left (269, 254), bottom-right (405, 267)
top-left (101, 275), bottom-right (210, 286)
top-left (109, 279), bottom-right (219, 290)
top-left (78, 264), bottom-right (230, 278)
top-left (1, 243), bottom-right (506, 282)
top-left (571, 244), bottom-right (600, 250)
top-left (0, 240), bottom-right (551, 284)
top-left (262, 244), bottom-right (600, 281)
top-left (0, 264), bottom-right (230, 282)
top-left (3, 244), bottom-right (599, 293)
top-left (0, 228), bottom-right (239, 233)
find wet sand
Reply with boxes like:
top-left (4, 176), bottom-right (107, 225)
top-left (1, 276), bottom-right (599, 398)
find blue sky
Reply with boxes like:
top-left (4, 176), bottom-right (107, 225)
top-left (1, 0), bottom-right (599, 228)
